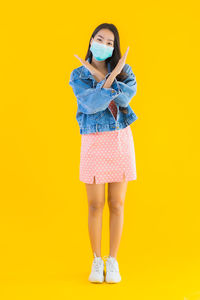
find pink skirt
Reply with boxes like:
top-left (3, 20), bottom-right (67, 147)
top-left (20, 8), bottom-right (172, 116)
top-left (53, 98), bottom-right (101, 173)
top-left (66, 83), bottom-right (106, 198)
top-left (79, 125), bottom-right (137, 184)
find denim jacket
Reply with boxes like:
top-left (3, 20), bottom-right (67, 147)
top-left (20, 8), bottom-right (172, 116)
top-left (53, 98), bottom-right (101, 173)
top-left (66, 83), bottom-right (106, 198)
top-left (69, 56), bottom-right (138, 134)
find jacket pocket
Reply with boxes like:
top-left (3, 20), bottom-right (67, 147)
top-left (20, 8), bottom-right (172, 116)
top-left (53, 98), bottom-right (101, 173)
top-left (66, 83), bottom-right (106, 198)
top-left (92, 110), bottom-right (107, 121)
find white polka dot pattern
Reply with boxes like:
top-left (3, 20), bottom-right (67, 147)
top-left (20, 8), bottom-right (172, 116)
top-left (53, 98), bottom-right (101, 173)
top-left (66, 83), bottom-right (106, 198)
top-left (79, 123), bottom-right (137, 184)
top-left (79, 99), bottom-right (137, 184)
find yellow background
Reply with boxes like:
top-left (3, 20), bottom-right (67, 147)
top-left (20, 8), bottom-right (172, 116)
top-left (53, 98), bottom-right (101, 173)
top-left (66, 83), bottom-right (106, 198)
top-left (0, 0), bottom-right (200, 299)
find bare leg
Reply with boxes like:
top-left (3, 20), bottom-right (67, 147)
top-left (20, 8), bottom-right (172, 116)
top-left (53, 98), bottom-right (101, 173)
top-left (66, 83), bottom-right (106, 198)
top-left (85, 176), bottom-right (105, 257)
top-left (107, 173), bottom-right (128, 258)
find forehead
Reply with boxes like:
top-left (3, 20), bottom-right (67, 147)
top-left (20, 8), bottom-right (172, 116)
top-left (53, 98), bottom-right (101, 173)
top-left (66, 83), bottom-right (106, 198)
top-left (95, 29), bottom-right (114, 41)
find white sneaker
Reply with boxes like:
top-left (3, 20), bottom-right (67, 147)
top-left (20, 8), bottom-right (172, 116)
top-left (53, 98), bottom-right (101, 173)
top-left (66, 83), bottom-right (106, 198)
top-left (103, 255), bottom-right (122, 283)
top-left (88, 252), bottom-right (105, 283)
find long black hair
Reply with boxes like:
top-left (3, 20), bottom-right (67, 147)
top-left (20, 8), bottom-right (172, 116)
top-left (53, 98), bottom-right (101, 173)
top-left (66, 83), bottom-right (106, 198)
top-left (85, 23), bottom-right (129, 82)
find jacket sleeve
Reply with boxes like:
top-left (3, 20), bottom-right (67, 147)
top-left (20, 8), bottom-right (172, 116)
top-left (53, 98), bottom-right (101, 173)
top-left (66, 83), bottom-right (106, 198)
top-left (69, 69), bottom-right (122, 114)
top-left (111, 64), bottom-right (137, 108)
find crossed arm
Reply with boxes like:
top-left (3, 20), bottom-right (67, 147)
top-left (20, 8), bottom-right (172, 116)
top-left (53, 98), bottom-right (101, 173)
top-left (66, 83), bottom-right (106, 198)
top-left (69, 64), bottom-right (137, 114)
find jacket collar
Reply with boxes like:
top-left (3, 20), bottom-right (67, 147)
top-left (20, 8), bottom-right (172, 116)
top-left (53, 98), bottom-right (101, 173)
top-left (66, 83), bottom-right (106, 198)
top-left (79, 56), bottom-right (111, 79)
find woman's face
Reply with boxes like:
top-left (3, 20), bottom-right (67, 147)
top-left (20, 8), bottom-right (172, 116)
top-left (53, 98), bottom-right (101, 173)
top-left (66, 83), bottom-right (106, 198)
top-left (90, 29), bottom-right (114, 48)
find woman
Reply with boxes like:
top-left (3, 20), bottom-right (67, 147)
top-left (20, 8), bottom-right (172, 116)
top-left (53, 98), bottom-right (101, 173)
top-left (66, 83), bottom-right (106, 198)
top-left (69, 23), bottom-right (138, 283)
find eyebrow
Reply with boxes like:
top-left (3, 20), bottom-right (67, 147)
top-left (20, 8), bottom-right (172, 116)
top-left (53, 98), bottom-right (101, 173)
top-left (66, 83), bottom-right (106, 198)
top-left (97, 34), bottom-right (114, 42)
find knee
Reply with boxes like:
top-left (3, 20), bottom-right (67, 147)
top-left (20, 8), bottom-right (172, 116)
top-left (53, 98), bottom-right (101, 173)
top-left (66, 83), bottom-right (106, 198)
top-left (89, 200), bottom-right (105, 214)
top-left (108, 198), bottom-right (124, 215)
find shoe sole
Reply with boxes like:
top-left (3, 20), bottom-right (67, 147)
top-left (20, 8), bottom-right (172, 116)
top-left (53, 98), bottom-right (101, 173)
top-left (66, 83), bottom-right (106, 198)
top-left (105, 273), bottom-right (121, 283)
top-left (88, 270), bottom-right (105, 283)
top-left (105, 280), bottom-right (121, 283)
top-left (105, 279), bottom-right (121, 283)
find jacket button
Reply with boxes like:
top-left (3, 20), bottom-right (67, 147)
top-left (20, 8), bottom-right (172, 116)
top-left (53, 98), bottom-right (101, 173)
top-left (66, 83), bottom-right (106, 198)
top-left (116, 126), bottom-right (119, 129)
top-left (111, 90), bottom-right (115, 93)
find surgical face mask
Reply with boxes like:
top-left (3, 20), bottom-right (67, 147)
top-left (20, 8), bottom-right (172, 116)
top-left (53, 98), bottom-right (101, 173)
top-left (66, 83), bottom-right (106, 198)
top-left (90, 41), bottom-right (114, 61)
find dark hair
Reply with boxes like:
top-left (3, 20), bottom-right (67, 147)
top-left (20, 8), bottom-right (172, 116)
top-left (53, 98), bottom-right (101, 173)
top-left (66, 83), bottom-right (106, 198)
top-left (85, 23), bottom-right (129, 82)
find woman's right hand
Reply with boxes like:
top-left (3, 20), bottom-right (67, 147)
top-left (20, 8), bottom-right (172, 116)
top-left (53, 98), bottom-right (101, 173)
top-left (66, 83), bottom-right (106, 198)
top-left (74, 54), bottom-right (105, 81)
top-left (113, 46), bottom-right (130, 75)
top-left (74, 54), bottom-right (94, 73)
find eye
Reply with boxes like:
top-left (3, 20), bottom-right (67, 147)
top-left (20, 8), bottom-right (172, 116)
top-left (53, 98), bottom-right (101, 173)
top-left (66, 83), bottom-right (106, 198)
top-left (97, 38), bottom-right (102, 42)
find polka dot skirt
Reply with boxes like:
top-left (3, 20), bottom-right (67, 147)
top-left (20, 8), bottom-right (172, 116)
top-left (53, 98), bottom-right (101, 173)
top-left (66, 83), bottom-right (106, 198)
top-left (79, 100), bottom-right (137, 184)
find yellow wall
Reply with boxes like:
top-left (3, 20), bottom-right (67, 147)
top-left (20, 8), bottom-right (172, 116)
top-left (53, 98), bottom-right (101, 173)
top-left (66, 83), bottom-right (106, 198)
top-left (0, 0), bottom-right (200, 299)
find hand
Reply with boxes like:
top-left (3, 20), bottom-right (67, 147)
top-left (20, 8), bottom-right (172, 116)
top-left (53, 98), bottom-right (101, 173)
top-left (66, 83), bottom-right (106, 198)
top-left (74, 54), bottom-right (104, 80)
top-left (113, 46), bottom-right (130, 76)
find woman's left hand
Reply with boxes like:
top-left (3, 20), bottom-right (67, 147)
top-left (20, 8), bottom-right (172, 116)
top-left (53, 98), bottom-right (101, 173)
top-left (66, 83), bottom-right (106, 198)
top-left (113, 46), bottom-right (130, 75)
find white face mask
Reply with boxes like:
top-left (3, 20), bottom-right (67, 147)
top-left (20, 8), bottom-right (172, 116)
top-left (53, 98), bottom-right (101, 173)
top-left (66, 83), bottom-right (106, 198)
top-left (90, 41), bottom-right (114, 61)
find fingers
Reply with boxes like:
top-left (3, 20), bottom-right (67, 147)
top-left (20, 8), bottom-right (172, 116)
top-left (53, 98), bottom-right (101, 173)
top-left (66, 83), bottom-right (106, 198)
top-left (119, 46), bottom-right (129, 66)
top-left (126, 46), bottom-right (130, 54)
top-left (74, 54), bottom-right (85, 65)
top-left (74, 54), bottom-right (95, 74)
top-left (123, 46), bottom-right (129, 59)
top-left (125, 46), bottom-right (129, 58)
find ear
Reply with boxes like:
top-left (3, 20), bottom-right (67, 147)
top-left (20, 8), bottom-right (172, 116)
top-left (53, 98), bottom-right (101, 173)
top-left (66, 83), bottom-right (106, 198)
top-left (90, 37), bottom-right (94, 46)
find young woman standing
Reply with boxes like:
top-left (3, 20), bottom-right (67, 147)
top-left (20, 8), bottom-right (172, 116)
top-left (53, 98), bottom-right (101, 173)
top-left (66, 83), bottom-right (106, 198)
top-left (69, 23), bottom-right (138, 283)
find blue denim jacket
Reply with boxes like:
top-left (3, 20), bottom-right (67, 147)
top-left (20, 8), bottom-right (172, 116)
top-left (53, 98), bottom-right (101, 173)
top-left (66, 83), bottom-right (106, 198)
top-left (69, 56), bottom-right (138, 134)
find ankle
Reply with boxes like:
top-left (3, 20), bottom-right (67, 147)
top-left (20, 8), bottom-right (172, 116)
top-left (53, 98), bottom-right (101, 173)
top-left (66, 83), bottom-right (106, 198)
top-left (93, 252), bottom-right (102, 258)
top-left (109, 254), bottom-right (117, 259)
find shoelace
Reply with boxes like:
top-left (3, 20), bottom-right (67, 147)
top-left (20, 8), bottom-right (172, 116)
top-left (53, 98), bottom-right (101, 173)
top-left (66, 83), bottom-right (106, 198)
top-left (102, 255), bottom-right (118, 272)
top-left (102, 255), bottom-right (110, 261)
top-left (93, 253), bottom-right (103, 272)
